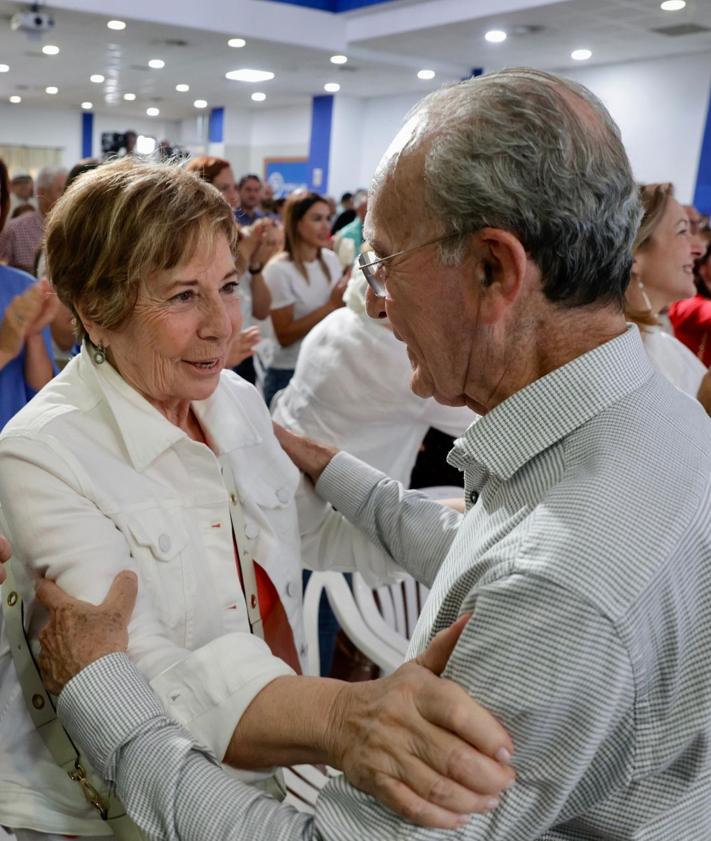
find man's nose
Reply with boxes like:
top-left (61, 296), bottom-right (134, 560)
top-left (365, 285), bottom-right (387, 320)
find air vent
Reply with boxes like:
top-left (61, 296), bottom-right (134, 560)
top-left (510, 24), bottom-right (546, 36)
top-left (149, 38), bottom-right (190, 47)
top-left (652, 23), bottom-right (710, 36)
top-left (129, 64), bottom-right (151, 71)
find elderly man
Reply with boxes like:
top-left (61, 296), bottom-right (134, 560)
top-left (235, 173), bottom-right (266, 226)
top-left (0, 166), bottom-right (66, 274)
top-left (26, 68), bottom-right (711, 839)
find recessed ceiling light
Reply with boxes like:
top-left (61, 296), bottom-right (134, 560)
top-left (42, 45), bottom-right (60, 56)
top-left (90, 74), bottom-right (105, 84)
top-left (107, 19), bottom-right (126, 30)
top-left (660, 0), bottom-right (686, 9)
top-left (9, 95), bottom-right (21, 104)
top-left (175, 83), bottom-right (190, 92)
top-left (81, 101), bottom-right (93, 110)
top-left (225, 68), bottom-right (275, 83)
top-left (148, 59), bottom-right (165, 69)
top-left (45, 86), bottom-right (58, 95)
top-left (0, 64), bottom-right (8, 73)
top-left (146, 106), bottom-right (160, 116)
top-left (251, 92), bottom-right (266, 102)
top-left (330, 55), bottom-right (348, 64)
top-left (485, 29), bottom-right (507, 43)
top-left (193, 99), bottom-right (208, 109)
top-left (136, 135), bottom-right (156, 155)
top-left (417, 69), bottom-right (436, 80)
top-left (228, 37), bottom-right (246, 48)
top-left (324, 82), bottom-right (340, 92)
top-left (571, 48), bottom-right (592, 61)
top-left (123, 92), bottom-right (136, 101)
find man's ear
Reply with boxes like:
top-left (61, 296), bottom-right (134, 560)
top-left (472, 228), bottom-right (529, 325)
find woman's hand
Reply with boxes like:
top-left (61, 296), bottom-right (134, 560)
top-left (328, 267), bottom-right (351, 310)
top-left (0, 279), bottom-right (56, 362)
top-left (326, 614), bottom-right (515, 827)
top-left (227, 325), bottom-right (261, 368)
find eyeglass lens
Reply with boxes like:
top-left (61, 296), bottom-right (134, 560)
top-left (358, 251), bottom-right (386, 298)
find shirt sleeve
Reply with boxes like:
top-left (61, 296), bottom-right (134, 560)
top-left (0, 434), bottom-right (294, 763)
top-left (58, 654), bottom-right (316, 841)
top-left (265, 262), bottom-right (296, 310)
top-left (314, 573), bottom-right (636, 841)
top-left (313, 452), bottom-right (462, 588)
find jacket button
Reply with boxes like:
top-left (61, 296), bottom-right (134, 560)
top-left (276, 487), bottom-right (290, 504)
top-left (250, 593), bottom-right (258, 609)
top-left (286, 580), bottom-right (298, 598)
top-left (158, 534), bottom-right (171, 552)
top-left (245, 523), bottom-right (259, 540)
top-left (230, 492), bottom-right (238, 505)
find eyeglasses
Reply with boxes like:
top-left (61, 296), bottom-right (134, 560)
top-left (357, 233), bottom-right (457, 298)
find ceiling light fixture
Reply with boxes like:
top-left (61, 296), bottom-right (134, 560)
top-left (107, 19), bottom-right (126, 30)
top-left (193, 99), bottom-right (208, 109)
top-left (225, 68), bottom-right (275, 83)
top-left (417, 69), bottom-right (435, 80)
top-left (485, 29), bottom-right (507, 43)
top-left (324, 82), bottom-right (340, 92)
top-left (42, 44), bottom-right (60, 55)
top-left (251, 92), bottom-right (266, 102)
top-left (123, 92), bottom-right (136, 101)
top-left (45, 86), bottom-right (58, 94)
top-left (9, 95), bottom-right (21, 103)
top-left (660, 0), bottom-right (686, 9)
top-left (571, 48), bottom-right (592, 60)
top-left (81, 101), bottom-right (93, 110)
top-left (0, 64), bottom-right (9, 73)
top-left (136, 135), bottom-right (156, 155)
top-left (146, 106), bottom-right (160, 116)
top-left (175, 83), bottom-right (190, 92)
top-left (90, 74), bottom-right (105, 83)
top-left (228, 38), bottom-right (246, 48)
top-left (330, 55), bottom-right (348, 64)
top-left (148, 59), bottom-right (165, 69)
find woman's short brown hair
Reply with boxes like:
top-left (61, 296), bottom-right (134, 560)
top-left (46, 157), bottom-right (237, 342)
top-left (184, 155), bottom-right (231, 185)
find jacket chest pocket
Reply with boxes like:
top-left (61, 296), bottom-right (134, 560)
top-left (126, 508), bottom-right (191, 631)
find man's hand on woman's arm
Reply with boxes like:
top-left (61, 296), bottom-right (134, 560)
top-left (37, 572), bottom-right (515, 830)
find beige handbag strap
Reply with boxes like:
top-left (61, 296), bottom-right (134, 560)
top-left (1, 553), bottom-right (147, 841)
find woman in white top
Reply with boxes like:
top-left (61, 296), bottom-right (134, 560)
top-left (263, 192), bottom-right (349, 407)
top-left (0, 159), bottom-right (513, 840)
top-left (625, 183), bottom-right (710, 412)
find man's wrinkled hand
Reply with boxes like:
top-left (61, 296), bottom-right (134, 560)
top-left (327, 614), bottom-right (516, 829)
top-left (36, 571), bottom-right (138, 695)
top-left (272, 423), bottom-right (338, 485)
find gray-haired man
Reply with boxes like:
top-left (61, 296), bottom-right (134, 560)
top-left (33, 68), bottom-right (711, 839)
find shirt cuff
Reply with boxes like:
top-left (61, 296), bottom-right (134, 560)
top-left (315, 451), bottom-right (389, 519)
top-left (58, 652), bottom-right (168, 776)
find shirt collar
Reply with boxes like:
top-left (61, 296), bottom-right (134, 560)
top-left (448, 325), bottom-right (654, 480)
top-left (79, 347), bottom-right (262, 471)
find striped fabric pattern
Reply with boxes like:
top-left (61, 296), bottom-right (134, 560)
top-left (60, 326), bottom-right (711, 840)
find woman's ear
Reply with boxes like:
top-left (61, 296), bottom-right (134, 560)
top-left (75, 305), bottom-right (109, 348)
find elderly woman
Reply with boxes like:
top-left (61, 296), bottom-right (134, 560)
top-left (625, 183), bottom-right (709, 410)
top-left (0, 159), bottom-right (513, 840)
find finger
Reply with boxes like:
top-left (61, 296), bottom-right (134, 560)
top-left (0, 533), bottom-right (11, 564)
top-left (414, 671), bottom-right (514, 763)
top-left (35, 578), bottom-right (73, 611)
top-left (101, 570), bottom-right (138, 623)
top-left (391, 753), bottom-right (505, 815)
top-left (365, 774), bottom-right (475, 830)
top-left (417, 612), bottom-right (472, 675)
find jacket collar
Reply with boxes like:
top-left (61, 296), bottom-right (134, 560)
top-left (448, 325), bottom-right (654, 481)
top-left (79, 346), bottom-right (262, 471)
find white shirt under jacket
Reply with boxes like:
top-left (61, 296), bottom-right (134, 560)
top-left (0, 349), bottom-right (401, 836)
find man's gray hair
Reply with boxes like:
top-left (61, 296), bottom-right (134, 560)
top-left (407, 68), bottom-right (641, 308)
top-left (36, 166), bottom-right (67, 193)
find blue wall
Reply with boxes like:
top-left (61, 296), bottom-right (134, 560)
top-left (209, 107), bottom-right (225, 144)
top-left (694, 88), bottom-right (711, 215)
top-left (264, 0), bottom-right (396, 11)
top-left (308, 94), bottom-right (334, 193)
top-left (81, 112), bottom-right (93, 158)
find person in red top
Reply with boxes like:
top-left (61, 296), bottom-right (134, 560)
top-left (669, 241), bottom-right (711, 368)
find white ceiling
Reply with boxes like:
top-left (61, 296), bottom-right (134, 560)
top-left (0, 0), bottom-right (709, 120)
